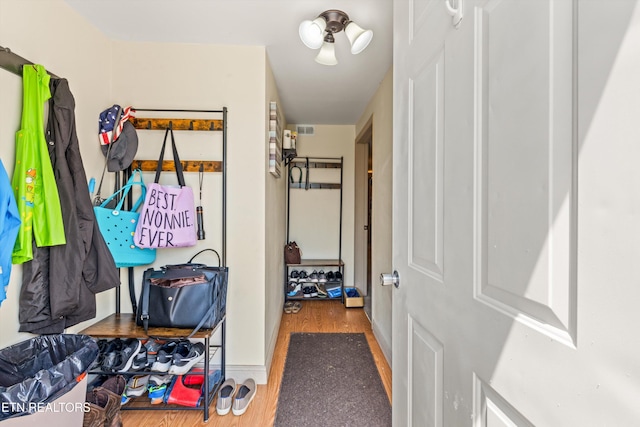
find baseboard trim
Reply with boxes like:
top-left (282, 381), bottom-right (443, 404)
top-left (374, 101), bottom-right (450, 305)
top-left (372, 319), bottom-right (392, 366)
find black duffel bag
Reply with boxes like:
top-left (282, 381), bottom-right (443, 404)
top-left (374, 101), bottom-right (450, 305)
top-left (136, 249), bottom-right (228, 336)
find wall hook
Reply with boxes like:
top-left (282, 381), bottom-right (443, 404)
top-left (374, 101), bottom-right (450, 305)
top-left (445, 0), bottom-right (464, 29)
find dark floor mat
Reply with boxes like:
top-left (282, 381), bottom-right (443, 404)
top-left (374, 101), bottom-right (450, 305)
top-left (275, 332), bottom-right (391, 427)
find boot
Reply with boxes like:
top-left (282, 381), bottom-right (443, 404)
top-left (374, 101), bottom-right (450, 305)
top-left (95, 375), bottom-right (126, 427)
top-left (83, 389), bottom-right (108, 427)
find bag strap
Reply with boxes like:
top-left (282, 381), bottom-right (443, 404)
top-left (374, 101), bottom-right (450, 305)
top-left (154, 126), bottom-right (186, 186)
top-left (98, 169), bottom-right (146, 212)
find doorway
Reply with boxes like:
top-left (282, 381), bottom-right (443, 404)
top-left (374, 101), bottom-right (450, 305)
top-left (355, 120), bottom-right (373, 320)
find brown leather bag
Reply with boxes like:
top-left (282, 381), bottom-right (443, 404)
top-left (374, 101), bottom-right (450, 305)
top-left (284, 241), bottom-right (302, 264)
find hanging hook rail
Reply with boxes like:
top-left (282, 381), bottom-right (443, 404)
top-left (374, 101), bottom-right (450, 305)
top-left (0, 45), bottom-right (60, 78)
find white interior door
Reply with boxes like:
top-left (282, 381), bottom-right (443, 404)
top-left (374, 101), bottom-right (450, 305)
top-left (392, 0), bottom-right (640, 425)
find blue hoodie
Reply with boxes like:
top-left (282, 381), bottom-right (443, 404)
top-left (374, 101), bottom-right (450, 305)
top-left (0, 159), bottom-right (21, 305)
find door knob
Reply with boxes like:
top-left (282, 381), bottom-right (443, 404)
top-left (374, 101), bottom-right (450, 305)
top-left (380, 271), bottom-right (400, 288)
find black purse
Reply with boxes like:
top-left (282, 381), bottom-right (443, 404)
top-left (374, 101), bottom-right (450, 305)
top-left (136, 249), bottom-right (228, 337)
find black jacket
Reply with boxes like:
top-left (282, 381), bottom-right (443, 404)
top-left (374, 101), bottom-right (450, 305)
top-left (19, 78), bottom-right (120, 334)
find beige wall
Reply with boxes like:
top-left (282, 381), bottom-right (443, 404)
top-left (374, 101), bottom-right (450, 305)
top-left (355, 68), bottom-right (393, 363)
top-left (110, 40), bottom-right (270, 380)
top-left (0, 0), bottom-right (114, 349)
top-left (264, 55), bottom-right (286, 375)
top-left (0, 0), bottom-right (280, 384)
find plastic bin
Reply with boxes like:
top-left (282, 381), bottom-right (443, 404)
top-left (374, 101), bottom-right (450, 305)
top-left (0, 334), bottom-right (98, 425)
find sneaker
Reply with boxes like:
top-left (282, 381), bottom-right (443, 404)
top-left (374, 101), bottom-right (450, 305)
top-left (289, 270), bottom-right (300, 282)
top-left (113, 338), bottom-right (142, 373)
top-left (287, 282), bottom-right (301, 297)
top-left (327, 271), bottom-right (335, 281)
top-left (168, 342), bottom-right (206, 375)
top-left (142, 338), bottom-right (166, 366)
top-left (302, 286), bottom-right (317, 298)
top-left (318, 270), bottom-right (327, 283)
top-left (298, 271), bottom-right (309, 282)
top-left (334, 271), bottom-right (343, 282)
top-left (309, 270), bottom-right (319, 283)
top-left (130, 345), bottom-right (149, 370)
top-left (148, 374), bottom-right (173, 404)
top-left (151, 341), bottom-right (178, 372)
top-left (122, 374), bottom-right (149, 404)
top-left (147, 383), bottom-right (168, 404)
top-left (101, 339), bottom-right (124, 372)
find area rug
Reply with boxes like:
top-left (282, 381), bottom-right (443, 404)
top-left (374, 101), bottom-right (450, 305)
top-left (274, 333), bottom-right (391, 427)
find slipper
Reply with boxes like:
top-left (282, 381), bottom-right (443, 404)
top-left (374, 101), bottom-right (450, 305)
top-left (283, 301), bottom-right (294, 314)
top-left (232, 378), bottom-right (256, 416)
top-left (216, 378), bottom-right (236, 415)
top-left (291, 301), bottom-right (302, 314)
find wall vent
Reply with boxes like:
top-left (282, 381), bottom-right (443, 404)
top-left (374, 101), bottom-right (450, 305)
top-left (296, 125), bottom-right (315, 135)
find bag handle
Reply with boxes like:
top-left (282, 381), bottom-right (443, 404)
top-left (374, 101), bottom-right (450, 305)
top-left (188, 248), bottom-right (221, 267)
top-left (155, 126), bottom-right (186, 186)
top-left (99, 169), bottom-right (146, 212)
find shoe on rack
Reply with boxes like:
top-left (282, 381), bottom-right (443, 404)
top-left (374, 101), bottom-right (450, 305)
top-left (130, 345), bottom-right (149, 371)
top-left (315, 283), bottom-right (327, 298)
top-left (122, 374), bottom-right (150, 404)
top-left (101, 339), bottom-right (124, 372)
top-left (326, 271), bottom-right (335, 281)
top-left (298, 271), bottom-right (309, 282)
top-left (151, 341), bottom-right (178, 372)
top-left (113, 338), bottom-right (142, 373)
top-left (169, 342), bottom-right (206, 375)
top-left (142, 338), bottom-right (165, 366)
top-left (215, 378), bottom-right (236, 416)
top-left (309, 270), bottom-right (319, 283)
top-left (287, 282), bottom-right (301, 297)
top-left (334, 271), bottom-right (343, 282)
top-left (289, 270), bottom-right (300, 282)
top-left (232, 378), bottom-right (256, 416)
top-left (147, 374), bottom-right (173, 404)
top-left (318, 270), bottom-right (327, 283)
top-left (302, 286), bottom-right (313, 298)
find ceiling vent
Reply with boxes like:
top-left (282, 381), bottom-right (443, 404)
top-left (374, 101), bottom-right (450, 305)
top-left (296, 125), bottom-right (315, 135)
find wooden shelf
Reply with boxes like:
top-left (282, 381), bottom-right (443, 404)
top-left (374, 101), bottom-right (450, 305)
top-left (286, 259), bottom-right (344, 267)
top-left (131, 159), bottom-right (222, 173)
top-left (79, 313), bottom-right (222, 339)
top-left (131, 117), bottom-right (223, 131)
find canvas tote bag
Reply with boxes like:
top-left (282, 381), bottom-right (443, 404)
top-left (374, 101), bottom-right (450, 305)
top-left (134, 127), bottom-right (197, 248)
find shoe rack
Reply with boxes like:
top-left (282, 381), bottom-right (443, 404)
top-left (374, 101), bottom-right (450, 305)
top-left (285, 157), bottom-right (344, 303)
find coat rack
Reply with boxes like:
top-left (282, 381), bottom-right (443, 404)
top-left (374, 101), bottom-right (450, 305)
top-left (0, 45), bottom-right (59, 78)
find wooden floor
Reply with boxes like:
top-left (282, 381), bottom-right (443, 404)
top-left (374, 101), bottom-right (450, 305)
top-left (120, 300), bottom-right (392, 426)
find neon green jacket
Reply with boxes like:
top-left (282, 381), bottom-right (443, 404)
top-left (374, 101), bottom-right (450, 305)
top-left (12, 64), bottom-right (65, 264)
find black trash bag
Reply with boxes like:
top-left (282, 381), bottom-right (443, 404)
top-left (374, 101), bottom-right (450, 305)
top-left (0, 334), bottom-right (99, 420)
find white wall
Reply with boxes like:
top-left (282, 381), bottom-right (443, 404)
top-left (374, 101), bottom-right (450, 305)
top-left (355, 69), bottom-right (393, 363)
top-left (289, 126), bottom-right (356, 287)
top-left (0, 0), bottom-right (114, 348)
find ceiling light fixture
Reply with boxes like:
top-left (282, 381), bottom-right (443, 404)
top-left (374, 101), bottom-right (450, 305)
top-left (299, 9), bottom-right (373, 66)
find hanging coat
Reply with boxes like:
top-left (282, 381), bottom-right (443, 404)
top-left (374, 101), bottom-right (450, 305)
top-left (18, 78), bottom-right (120, 334)
top-left (12, 64), bottom-right (65, 264)
top-left (0, 159), bottom-right (21, 306)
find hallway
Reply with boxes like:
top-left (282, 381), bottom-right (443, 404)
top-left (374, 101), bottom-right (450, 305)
top-left (121, 300), bottom-right (392, 426)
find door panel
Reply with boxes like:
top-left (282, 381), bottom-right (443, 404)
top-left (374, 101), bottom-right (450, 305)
top-left (473, 0), bottom-right (576, 344)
